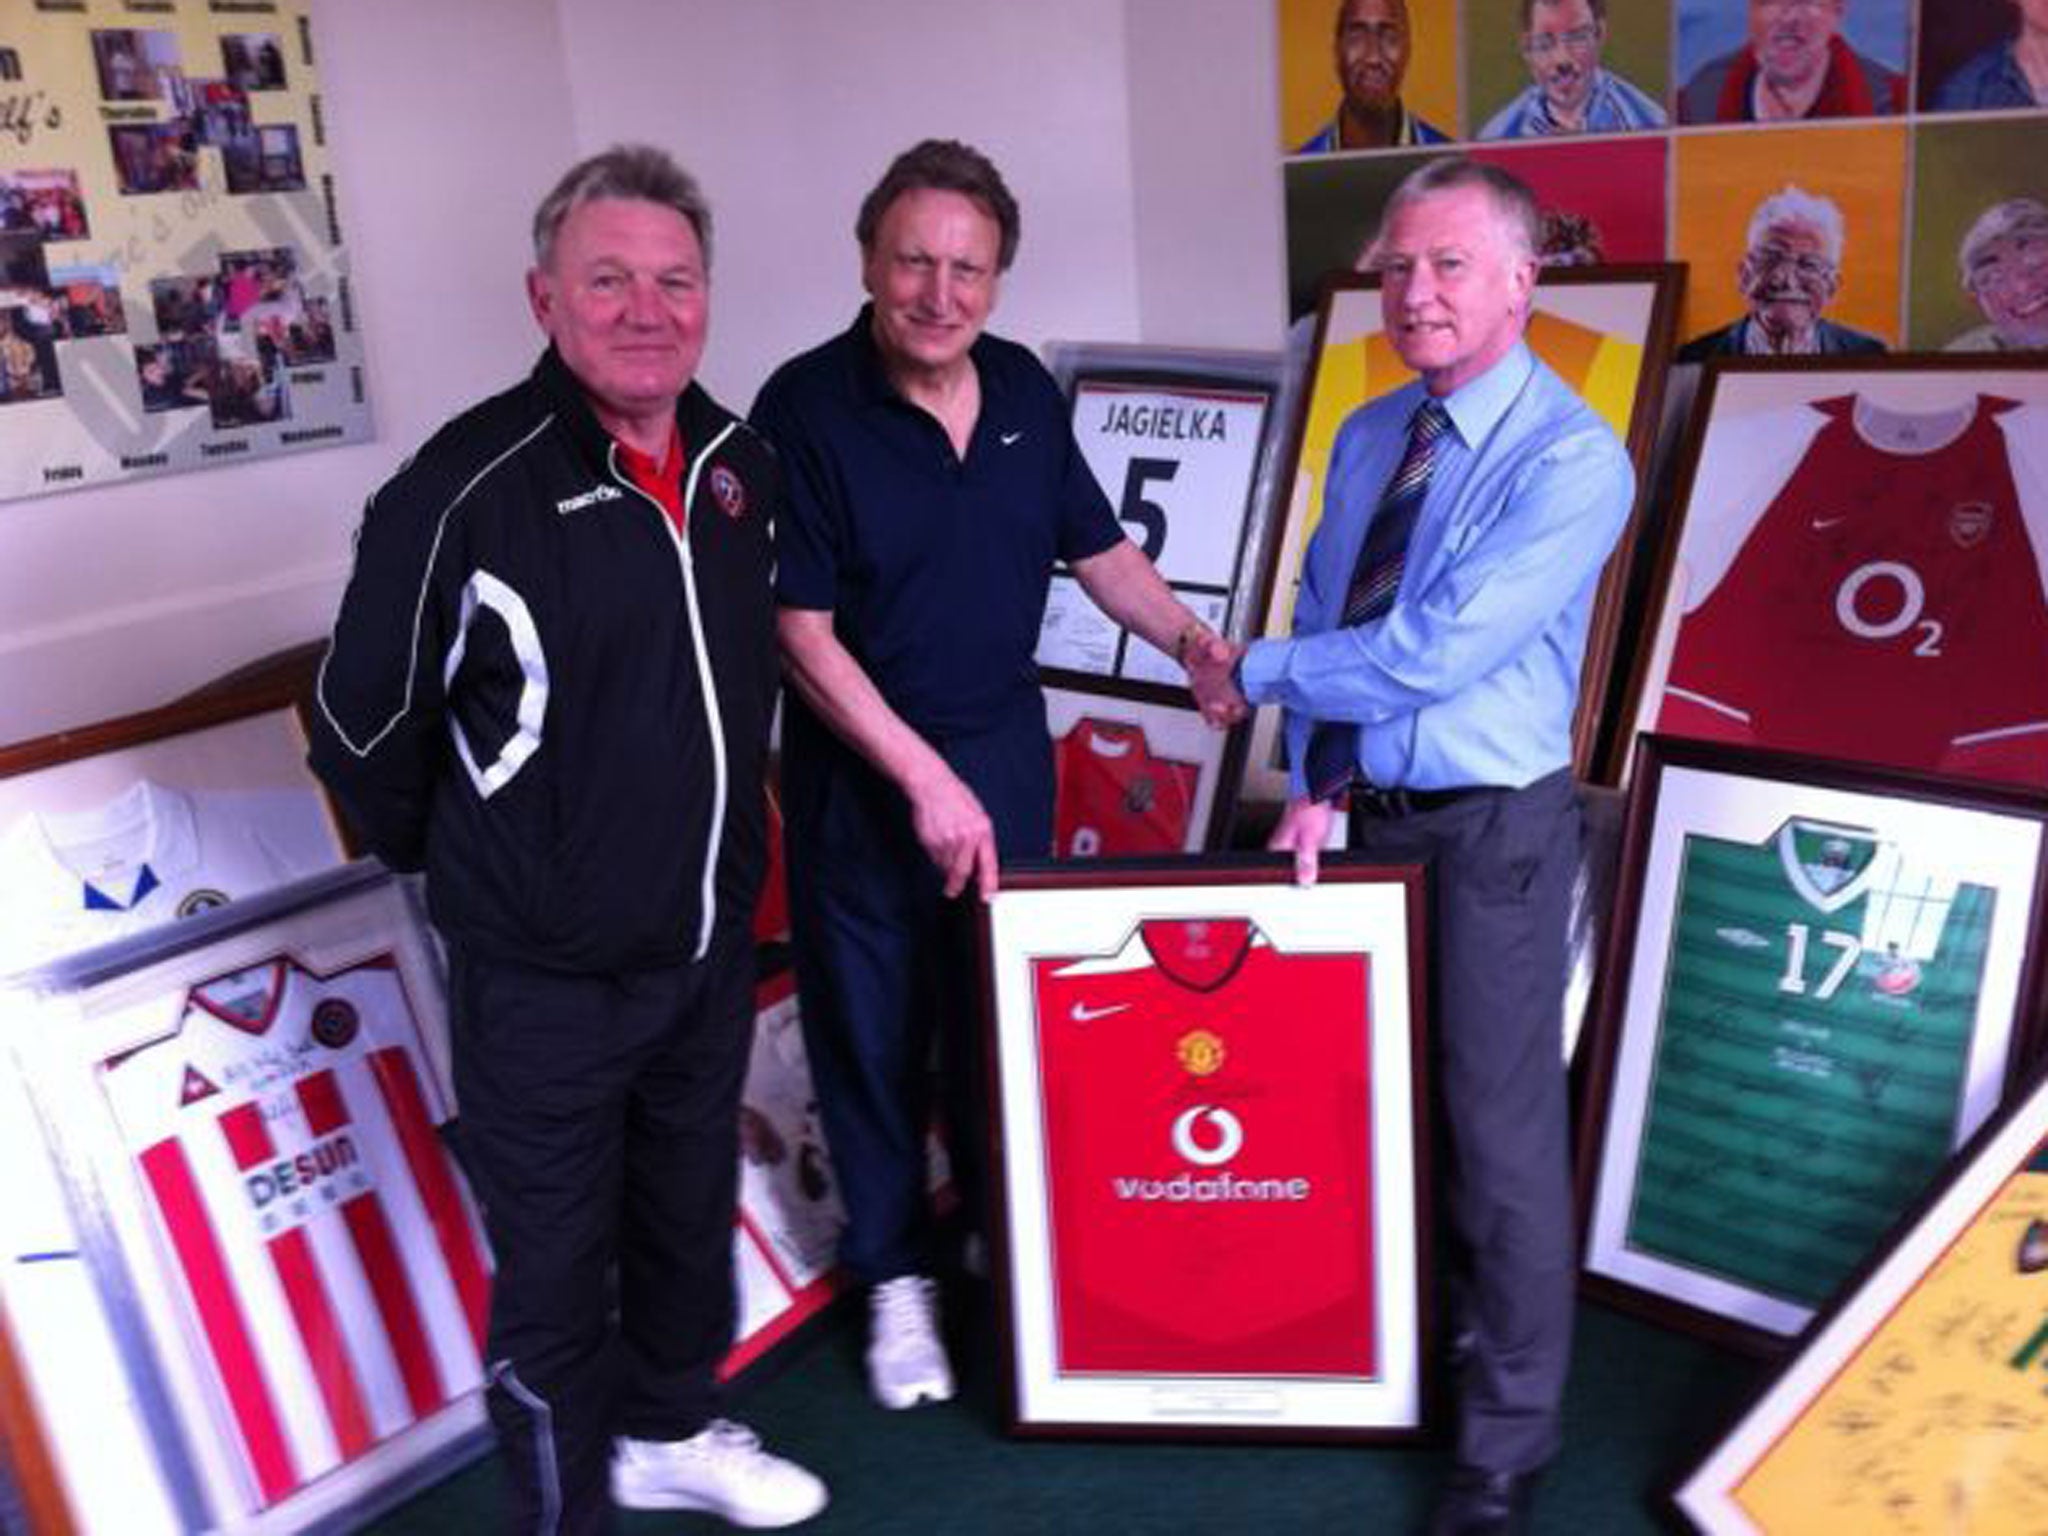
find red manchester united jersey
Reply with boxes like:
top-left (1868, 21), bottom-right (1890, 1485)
top-left (1053, 719), bottom-right (1200, 858)
top-left (1659, 395), bottom-right (2048, 784)
top-left (1030, 918), bottom-right (1374, 1377)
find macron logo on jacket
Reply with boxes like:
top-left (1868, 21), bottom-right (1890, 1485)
top-left (554, 484), bottom-right (623, 514)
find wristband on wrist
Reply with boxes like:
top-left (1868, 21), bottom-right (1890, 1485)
top-left (1174, 620), bottom-right (1208, 665)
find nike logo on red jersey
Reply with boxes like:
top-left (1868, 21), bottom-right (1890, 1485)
top-left (1069, 1001), bottom-right (1131, 1023)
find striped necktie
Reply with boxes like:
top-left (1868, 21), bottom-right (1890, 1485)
top-left (1303, 398), bottom-right (1453, 804)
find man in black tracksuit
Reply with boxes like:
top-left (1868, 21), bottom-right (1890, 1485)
top-left (310, 146), bottom-right (825, 1534)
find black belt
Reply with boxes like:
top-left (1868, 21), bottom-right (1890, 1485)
top-left (1348, 783), bottom-right (1499, 820)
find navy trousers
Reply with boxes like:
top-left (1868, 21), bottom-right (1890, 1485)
top-left (1348, 769), bottom-right (1581, 1475)
top-left (783, 697), bottom-right (1053, 1284)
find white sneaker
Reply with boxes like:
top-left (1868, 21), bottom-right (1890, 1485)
top-left (611, 1421), bottom-right (828, 1527)
top-left (866, 1275), bottom-right (955, 1409)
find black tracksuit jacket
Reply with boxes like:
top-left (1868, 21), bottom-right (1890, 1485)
top-left (310, 346), bottom-right (779, 973)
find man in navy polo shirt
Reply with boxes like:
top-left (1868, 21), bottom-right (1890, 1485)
top-left (752, 138), bottom-right (1225, 1413)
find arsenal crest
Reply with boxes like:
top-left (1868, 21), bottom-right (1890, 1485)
top-left (709, 465), bottom-right (747, 520)
top-left (1949, 501), bottom-right (1992, 549)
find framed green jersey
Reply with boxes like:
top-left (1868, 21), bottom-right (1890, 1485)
top-left (1577, 737), bottom-right (2048, 1352)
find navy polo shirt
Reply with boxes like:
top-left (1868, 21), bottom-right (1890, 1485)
top-left (752, 305), bottom-right (1122, 740)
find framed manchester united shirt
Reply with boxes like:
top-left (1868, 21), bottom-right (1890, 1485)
top-left (979, 859), bottom-right (1430, 1438)
top-left (1577, 737), bottom-right (2048, 1352)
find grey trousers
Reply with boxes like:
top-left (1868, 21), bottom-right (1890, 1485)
top-left (1348, 768), bottom-right (1581, 1474)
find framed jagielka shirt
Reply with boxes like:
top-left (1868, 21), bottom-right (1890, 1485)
top-left (979, 860), bottom-right (1431, 1438)
top-left (1046, 679), bottom-right (1248, 857)
top-left (1674, 1067), bottom-right (2048, 1531)
top-left (1611, 356), bottom-right (2048, 788)
top-left (1577, 737), bottom-right (2048, 1352)
top-left (1037, 344), bottom-right (1290, 686)
top-left (1, 863), bottom-right (489, 1535)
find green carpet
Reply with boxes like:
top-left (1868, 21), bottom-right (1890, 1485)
top-left (365, 1294), bottom-right (1762, 1534)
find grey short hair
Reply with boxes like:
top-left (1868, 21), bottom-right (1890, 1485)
top-left (1746, 185), bottom-right (1844, 266)
top-left (855, 139), bottom-right (1021, 272)
top-left (1375, 155), bottom-right (1541, 261)
top-left (1960, 197), bottom-right (2048, 290)
top-left (532, 144), bottom-right (713, 270)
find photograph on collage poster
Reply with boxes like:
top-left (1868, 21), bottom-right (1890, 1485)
top-left (0, 4), bottom-right (370, 500)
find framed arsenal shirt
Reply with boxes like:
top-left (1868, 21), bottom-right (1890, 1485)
top-left (979, 858), bottom-right (1431, 1438)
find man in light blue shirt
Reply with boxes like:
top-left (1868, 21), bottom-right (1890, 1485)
top-left (1194, 157), bottom-right (1631, 1536)
top-left (1479, 0), bottom-right (1667, 137)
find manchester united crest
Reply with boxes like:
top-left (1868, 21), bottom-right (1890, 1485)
top-left (709, 465), bottom-right (747, 519)
top-left (1949, 501), bottom-right (1992, 549)
top-left (1176, 1028), bottom-right (1225, 1077)
top-left (310, 997), bottom-right (360, 1049)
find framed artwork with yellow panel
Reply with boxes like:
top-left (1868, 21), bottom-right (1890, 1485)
top-left (1675, 1061), bottom-right (2048, 1529)
top-left (1239, 264), bottom-right (1682, 803)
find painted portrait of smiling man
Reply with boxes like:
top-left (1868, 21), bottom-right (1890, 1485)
top-left (1676, 0), bottom-right (1907, 123)
top-left (1679, 185), bottom-right (1888, 360)
top-left (1477, 0), bottom-right (1667, 137)
top-left (1948, 200), bottom-right (2048, 353)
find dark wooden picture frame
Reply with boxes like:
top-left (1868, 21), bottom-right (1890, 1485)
top-left (1605, 354), bottom-right (2048, 787)
top-left (977, 857), bottom-right (1433, 1439)
top-left (1575, 735), bottom-right (2048, 1354)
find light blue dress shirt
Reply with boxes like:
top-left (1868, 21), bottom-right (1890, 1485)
top-left (1239, 343), bottom-right (1633, 795)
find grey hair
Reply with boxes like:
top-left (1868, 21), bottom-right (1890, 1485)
top-left (1374, 155), bottom-right (1541, 261)
top-left (1746, 185), bottom-right (1844, 266)
top-left (532, 144), bottom-right (713, 270)
top-left (1959, 197), bottom-right (2048, 291)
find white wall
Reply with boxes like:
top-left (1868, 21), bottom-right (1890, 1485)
top-left (554, 0), bottom-right (1147, 409)
top-left (1124, 0), bottom-right (1289, 351)
top-left (0, 0), bottom-right (1288, 744)
top-left (0, 0), bottom-right (577, 743)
